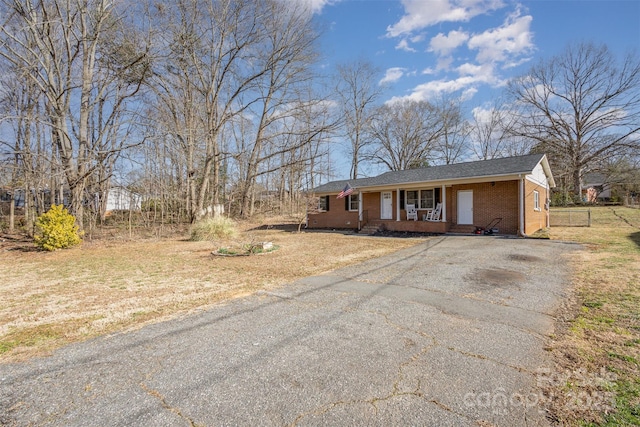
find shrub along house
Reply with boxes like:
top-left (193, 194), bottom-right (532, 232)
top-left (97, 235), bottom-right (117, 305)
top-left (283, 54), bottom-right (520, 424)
top-left (308, 153), bottom-right (555, 236)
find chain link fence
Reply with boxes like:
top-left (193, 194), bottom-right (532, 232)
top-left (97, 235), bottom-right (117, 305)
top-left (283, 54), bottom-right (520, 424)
top-left (550, 209), bottom-right (592, 227)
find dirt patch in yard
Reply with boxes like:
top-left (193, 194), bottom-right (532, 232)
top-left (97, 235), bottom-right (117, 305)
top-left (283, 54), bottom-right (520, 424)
top-left (0, 223), bottom-right (423, 363)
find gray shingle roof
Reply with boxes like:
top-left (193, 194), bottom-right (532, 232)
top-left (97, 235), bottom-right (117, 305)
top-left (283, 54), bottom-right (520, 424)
top-left (313, 153), bottom-right (547, 193)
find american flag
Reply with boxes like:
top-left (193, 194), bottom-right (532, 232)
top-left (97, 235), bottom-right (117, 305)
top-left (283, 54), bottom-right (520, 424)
top-left (337, 183), bottom-right (353, 199)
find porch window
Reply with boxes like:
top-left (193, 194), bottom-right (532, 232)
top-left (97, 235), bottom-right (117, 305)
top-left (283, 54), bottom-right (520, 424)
top-left (348, 194), bottom-right (358, 211)
top-left (406, 190), bottom-right (418, 209)
top-left (404, 189), bottom-right (435, 210)
top-left (420, 189), bottom-right (435, 210)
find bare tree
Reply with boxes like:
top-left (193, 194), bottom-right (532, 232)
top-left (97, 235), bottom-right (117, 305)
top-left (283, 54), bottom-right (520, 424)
top-left (0, 66), bottom-right (50, 232)
top-left (508, 42), bottom-right (640, 198)
top-left (234, 1), bottom-right (322, 218)
top-left (272, 94), bottom-right (335, 216)
top-left (470, 101), bottom-right (510, 160)
top-left (235, 95), bottom-right (336, 217)
top-left (335, 59), bottom-right (384, 179)
top-left (0, 0), bottom-right (150, 227)
top-left (148, 0), bottom-right (323, 221)
top-left (431, 96), bottom-right (471, 165)
top-left (367, 99), bottom-right (444, 171)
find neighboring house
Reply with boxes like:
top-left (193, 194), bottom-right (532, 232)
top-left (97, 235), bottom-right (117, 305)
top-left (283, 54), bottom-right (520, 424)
top-left (582, 173), bottom-right (611, 202)
top-left (308, 153), bottom-right (555, 236)
top-left (0, 187), bottom-right (141, 213)
top-left (0, 188), bottom-right (69, 209)
top-left (105, 187), bottom-right (141, 212)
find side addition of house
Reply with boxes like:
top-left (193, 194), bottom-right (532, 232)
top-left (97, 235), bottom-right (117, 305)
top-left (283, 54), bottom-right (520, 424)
top-left (307, 153), bottom-right (555, 236)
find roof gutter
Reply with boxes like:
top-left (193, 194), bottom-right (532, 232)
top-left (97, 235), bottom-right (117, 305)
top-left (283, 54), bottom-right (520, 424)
top-left (314, 172), bottom-right (530, 195)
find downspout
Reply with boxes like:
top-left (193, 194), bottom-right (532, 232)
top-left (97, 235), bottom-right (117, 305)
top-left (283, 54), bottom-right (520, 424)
top-left (519, 175), bottom-right (527, 237)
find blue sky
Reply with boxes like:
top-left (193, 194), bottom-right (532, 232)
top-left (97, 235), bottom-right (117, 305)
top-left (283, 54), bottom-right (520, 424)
top-left (311, 0), bottom-right (640, 107)
top-left (300, 0), bottom-right (640, 179)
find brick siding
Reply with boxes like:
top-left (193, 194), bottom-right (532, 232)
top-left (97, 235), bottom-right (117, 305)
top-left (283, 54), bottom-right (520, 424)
top-left (523, 179), bottom-right (550, 235)
top-left (307, 196), bottom-right (359, 230)
top-left (308, 178), bottom-right (547, 235)
top-left (450, 181), bottom-right (519, 234)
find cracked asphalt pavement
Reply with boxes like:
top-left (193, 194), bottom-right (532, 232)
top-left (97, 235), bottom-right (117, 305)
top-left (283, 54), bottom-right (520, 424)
top-left (0, 235), bottom-right (578, 426)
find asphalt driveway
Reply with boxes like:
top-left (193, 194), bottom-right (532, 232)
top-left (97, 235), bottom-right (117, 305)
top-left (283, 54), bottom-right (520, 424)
top-left (0, 235), bottom-right (578, 426)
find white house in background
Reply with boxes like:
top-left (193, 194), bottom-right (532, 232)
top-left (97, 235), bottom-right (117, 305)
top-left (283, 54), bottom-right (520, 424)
top-left (106, 187), bottom-right (141, 212)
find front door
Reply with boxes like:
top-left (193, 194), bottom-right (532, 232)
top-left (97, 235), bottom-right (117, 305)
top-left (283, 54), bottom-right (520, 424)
top-left (457, 190), bottom-right (473, 224)
top-left (381, 191), bottom-right (393, 219)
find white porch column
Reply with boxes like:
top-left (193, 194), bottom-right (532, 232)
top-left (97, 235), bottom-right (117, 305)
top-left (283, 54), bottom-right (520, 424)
top-left (396, 188), bottom-right (401, 221)
top-left (358, 191), bottom-right (363, 229)
top-left (441, 185), bottom-right (446, 222)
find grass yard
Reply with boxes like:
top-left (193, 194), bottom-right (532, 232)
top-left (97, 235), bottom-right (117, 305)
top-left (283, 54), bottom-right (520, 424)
top-left (1, 208), bottom-right (639, 425)
top-left (0, 221), bottom-right (422, 363)
top-left (548, 206), bottom-right (640, 426)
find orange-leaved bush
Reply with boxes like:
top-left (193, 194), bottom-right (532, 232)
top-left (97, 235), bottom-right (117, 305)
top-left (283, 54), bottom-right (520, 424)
top-left (34, 204), bottom-right (82, 251)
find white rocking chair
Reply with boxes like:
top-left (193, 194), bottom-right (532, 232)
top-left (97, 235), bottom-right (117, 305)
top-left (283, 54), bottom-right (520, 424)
top-left (406, 204), bottom-right (418, 221)
top-left (425, 203), bottom-right (442, 221)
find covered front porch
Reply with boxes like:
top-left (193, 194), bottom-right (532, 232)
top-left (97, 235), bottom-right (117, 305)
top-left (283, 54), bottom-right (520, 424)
top-left (356, 185), bottom-right (451, 234)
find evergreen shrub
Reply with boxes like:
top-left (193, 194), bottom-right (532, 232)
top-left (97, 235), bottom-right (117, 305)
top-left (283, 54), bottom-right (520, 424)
top-left (34, 204), bottom-right (82, 251)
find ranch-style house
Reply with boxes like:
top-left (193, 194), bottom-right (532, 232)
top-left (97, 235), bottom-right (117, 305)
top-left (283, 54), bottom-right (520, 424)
top-left (307, 153), bottom-right (555, 236)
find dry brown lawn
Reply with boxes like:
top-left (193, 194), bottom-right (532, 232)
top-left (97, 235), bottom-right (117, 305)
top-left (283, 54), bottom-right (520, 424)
top-left (0, 221), bottom-right (423, 363)
top-left (546, 207), bottom-right (640, 426)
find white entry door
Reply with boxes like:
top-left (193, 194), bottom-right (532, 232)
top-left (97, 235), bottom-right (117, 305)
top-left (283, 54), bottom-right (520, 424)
top-left (457, 190), bottom-right (473, 224)
top-left (381, 192), bottom-right (393, 219)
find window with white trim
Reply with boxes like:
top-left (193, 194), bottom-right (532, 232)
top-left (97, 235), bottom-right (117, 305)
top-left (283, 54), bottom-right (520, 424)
top-left (533, 190), bottom-right (540, 211)
top-left (405, 189), bottom-right (435, 209)
top-left (318, 196), bottom-right (328, 211)
top-left (348, 194), bottom-right (358, 211)
top-left (420, 189), bottom-right (435, 210)
top-left (405, 190), bottom-right (418, 209)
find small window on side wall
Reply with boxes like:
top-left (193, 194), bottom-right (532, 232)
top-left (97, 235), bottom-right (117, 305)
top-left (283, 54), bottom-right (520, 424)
top-left (533, 190), bottom-right (540, 211)
top-left (318, 196), bottom-right (329, 211)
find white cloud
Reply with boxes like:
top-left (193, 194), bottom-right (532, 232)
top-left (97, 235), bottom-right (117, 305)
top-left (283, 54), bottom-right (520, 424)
top-left (467, 11), bottom-right (534, 64)
top-left (285, 0), bottom-right (339, 14)
top-left (388, 76), bottom-right (479, 103)
top-left (436, 56), bottom-right (455, 71)
top-left (384, 3), bottom-right (535, 107)
top-left (502, 56), bottom-right (533, 69)
top-left (472, 105), bottom-right (496, 122)
top-left (380, 67), bottom-right (406, 85)
top-left (460, 87), bottom-right (479, 101)
top-left (456, 62), bottom-right (498, 83)
top-left (387, 0), bottom-right (505, 37)
top-left (396, 39), bottom-right (417, 52)
top-left (388, 63), bottom-right (500, 103)
top-left (428, 30), bottom-right (469, 56)
top-left (457, 62), bottom-right (484, 76)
